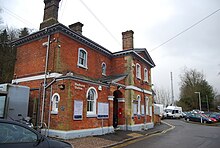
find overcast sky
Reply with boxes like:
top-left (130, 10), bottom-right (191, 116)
top-left (1, 0), bottom-right (220, 99)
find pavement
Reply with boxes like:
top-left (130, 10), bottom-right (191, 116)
top-left (65, 121), bottom-right (172, 148)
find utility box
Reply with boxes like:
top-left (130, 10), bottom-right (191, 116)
top-left (0, 84), bottom-right (30, 121)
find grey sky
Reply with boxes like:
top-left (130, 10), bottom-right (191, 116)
top-left (1, 0), bottom-right (220, 99)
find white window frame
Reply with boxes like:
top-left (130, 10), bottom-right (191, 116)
top-left (77, 48), bottom-right (88, 69)
top-left (136, 63), bottom-right (141, 79)
top-left (51, 93), bottom-right (60, 114)
top-left (137, 95), bottom-right (141, 115)
top-left (86, 87), bottom-right (98, 117)
top-left (145, 97), bottom-right (149, 115)
top-left (101, 62), bottom-right (106, 76)
top-left (144, 68), bottom-right (148, 82)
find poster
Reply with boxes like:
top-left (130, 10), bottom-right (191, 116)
top-left (141, 105), bottom-right (145, 115)
top-left (73, 100), bottom-right (83, 120)
top-left (97, 102), bottom-right (109, 118)
top-left (133, 103), bottom-right (137, 115)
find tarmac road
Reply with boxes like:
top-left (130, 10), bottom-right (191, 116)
top-left (118, 119), bottom-right (220, 148)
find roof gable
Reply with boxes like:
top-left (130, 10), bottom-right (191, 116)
top-left (113, 48), bottom-right (156, 68)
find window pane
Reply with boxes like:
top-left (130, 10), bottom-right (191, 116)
top-left (87, 101), bottom-right (91, 111)
top-left (79, 50), bottom-right (86, 66)
top-left (87, 88), bottom-right (96, 113)
top-left (0, 96), bottom-right (6, 118)
top-left (102, 63), bottom-right (106, 74)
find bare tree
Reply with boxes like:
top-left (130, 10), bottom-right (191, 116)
top-left (154, 85), bottom-right (171, 107)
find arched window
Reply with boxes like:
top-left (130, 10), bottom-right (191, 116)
top-left (137, 95), bottom-right (141, 115)
top-left (51, 93), bottom-right (60, 114)
top-left (136, 63), bottom-right (141, 79)
top-left (77, 48), bottom-right (88, 69)
top-left (144, 68), bottom-right (148, 82)
top-left (101, 62), bottom-right (106, 75)
top-left (86, 87), bottom-right (98, 116)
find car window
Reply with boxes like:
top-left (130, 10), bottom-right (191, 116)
top-left (0, 122), bottom-right (38, 143)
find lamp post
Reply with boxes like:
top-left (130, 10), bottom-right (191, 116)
top-left (194, 92), bottom-right (201, 111)
top-left (206, 95), bottom-right (209, 112)
top-left (195, 92), bottom-right (202, 123)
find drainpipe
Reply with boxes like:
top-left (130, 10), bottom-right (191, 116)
top-left (47, 85), bottom-right (53, 137)
top-left (143, 89), bottom-right (147, 128)
top-left (40, 34), bottom-right (51, 127)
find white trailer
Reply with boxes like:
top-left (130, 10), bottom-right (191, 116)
top-left (154, 104), bottom-right (164, 117)
top-left (0, 84), bottom-right (30, 121)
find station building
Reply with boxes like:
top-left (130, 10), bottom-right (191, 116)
top-left (11, 0), bottom-right (156, 139)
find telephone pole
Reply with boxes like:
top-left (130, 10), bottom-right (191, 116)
top-left (171, 72), bottom-right (174, 105)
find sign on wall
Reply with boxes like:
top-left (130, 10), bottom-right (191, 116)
top-left (141, 105), bottom-right (145, 115)
top-left (133, 103), bottom-right (137, 115)
top-left (73, 100), bottom-right (83, 120)
top-left (97, 102), bottom-right (109, 118)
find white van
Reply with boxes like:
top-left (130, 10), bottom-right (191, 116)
top-left (163, 106), bottom-right (183, 119)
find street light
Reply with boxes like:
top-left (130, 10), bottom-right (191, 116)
top-left (195, 92), bottom-right (202, 123)
top-left (195, 92), bottom-right (201, 111)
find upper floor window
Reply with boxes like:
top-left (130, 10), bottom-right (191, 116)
top-left (86, 87), bottom-right (98, 116)
top-left (136, 63), bottom-right (141, 79)
top-left (102, 62), bottom-right (106, 76)
top-left (51, 93), bottom-right (60, 114)
top-left (144, 68), bottom-right (148, 82)
top-left (77, 48), bottom-right (88, 69)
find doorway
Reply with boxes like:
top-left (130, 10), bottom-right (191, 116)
top-left (113, 90), bottom-right (122, 128)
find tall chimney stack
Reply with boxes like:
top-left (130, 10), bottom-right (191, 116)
top-left (69, 22), bottom-right (84, 35)
top-left (40, 0), bottom-right (61, 30)
top-left (122, 30), bottom-right (134, 50)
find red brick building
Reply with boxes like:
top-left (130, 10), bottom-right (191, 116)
top-left (11, 0), bottom-right (156, 139)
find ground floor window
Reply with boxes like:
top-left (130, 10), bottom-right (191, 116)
top-left (86, 87), bottom-right (98, 116)
top-left (51, 93), bottom-right (60, 114)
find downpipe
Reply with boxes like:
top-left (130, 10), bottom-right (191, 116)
top-left (40, 34), bottom-right (51, 128)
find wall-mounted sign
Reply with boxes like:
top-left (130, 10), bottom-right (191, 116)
top-left (73, 100), bottom-right (83, 120)
top-left (74, 83), bottom-right (85, 90)
top-left (141, 105), bottom-right (145, 115)
top-left (97, 102), bottom-right (109, 118)
top-left (133, 103), bottom-right (137, 115)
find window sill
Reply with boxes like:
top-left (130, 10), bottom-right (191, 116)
top-left (51, 111), bottom-right (58, 115)
top-left (87, 113), bottom-right (97, 118)
top-left (77, 64), bottom-right (88, 69)
top-left (136, 77), bottom-right (142, 80)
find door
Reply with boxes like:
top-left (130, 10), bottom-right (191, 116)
top-left (113, 97), bottom-right (118, 128)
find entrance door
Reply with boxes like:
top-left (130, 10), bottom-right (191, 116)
top-left (113, 97), bottom-right (118, 128)
top-left (113, 90), bottom-right (123, 128)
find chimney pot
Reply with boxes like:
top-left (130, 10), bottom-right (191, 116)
top-left (122, 30), bottom-right (134, 50)
top-left (69, 22), bottom-right (84, 35)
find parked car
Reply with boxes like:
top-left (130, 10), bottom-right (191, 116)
top-left (0, 119), bottom-right (73, 148)
top-left (185, 113), bottom-right (213, 124)
top-left (206, 112), bottom-right (220, 122)
top-left (200, 114), bottom-right (217, 123)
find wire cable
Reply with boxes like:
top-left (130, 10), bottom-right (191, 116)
top-left (150, 8), bottom-right (220, 52)
top-left (1, 6), bottom-right (38, 29)
top-left (59, 0), bottom-right (68, 21)
top-left (78, 0), bottom-right (121, 47)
